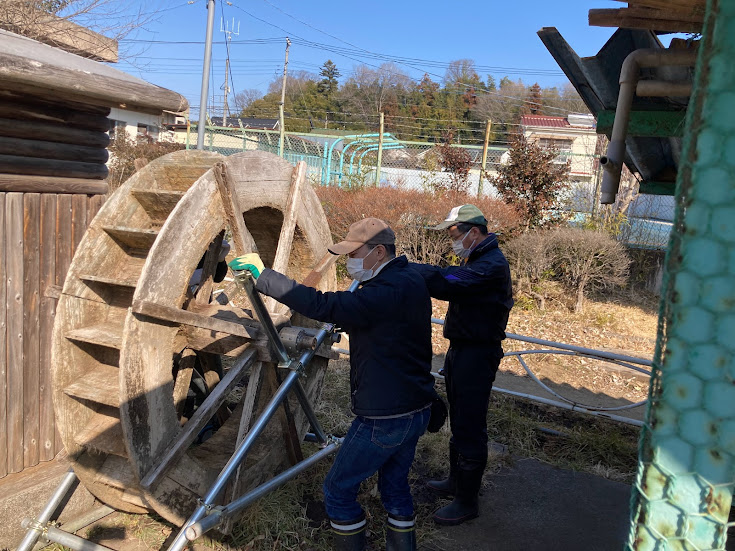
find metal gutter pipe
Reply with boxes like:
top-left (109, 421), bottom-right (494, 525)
top-left (599, 48), bottom-right (696, 204)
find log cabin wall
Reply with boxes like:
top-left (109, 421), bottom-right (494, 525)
top-left (0, 91), bottom-right (109, 477)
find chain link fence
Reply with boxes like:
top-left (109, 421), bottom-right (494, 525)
top-left (174, 125), bottom-right (674, 250)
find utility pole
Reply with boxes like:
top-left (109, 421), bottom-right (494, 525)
top-left (375, 112), bottom-right (384, 186)
top-left (478, 119), bottom-right (492, 196)
top-left (197, 0), bottom-right (216, 150)
top-left (278, 37), bottom-right (291, 158)
top-left (220, 17), bottom-right (239, 128)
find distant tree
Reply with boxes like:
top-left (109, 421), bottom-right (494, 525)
top-left (522, 83), bottom-right (543, 115)
top-left (444, 59), bottom-right (480, 87)
top-left (485, 75), bottom-right (497, 91)
top-left (0, 0), bottom-right (160, 56)
top-left (492, 135), bottom-right (570, 230)
top-left (318, 59), bottom-right (341, 96)
top-left (436, 132), bottom-right (472, 193)
top-left (233, 89), bottom-right (263, 114)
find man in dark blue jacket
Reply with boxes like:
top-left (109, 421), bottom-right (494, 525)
top-left (232, 217), bottom-right (436, 551)
top-left (411, 204), bottom-right (513, 526)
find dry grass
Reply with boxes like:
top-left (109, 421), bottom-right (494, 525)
top-left (53, 287), bottom-right (658, 551)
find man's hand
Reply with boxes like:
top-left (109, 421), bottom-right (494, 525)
top-left (228, 253), bottom-right (265, 279)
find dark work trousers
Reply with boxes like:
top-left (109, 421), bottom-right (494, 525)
top-left (444, 342), bottom-right (504, 461)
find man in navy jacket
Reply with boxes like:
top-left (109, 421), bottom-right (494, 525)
top-left (411, 204), bottom-right (513, 526)
top-left (231, 217), bottom-right (436, 551)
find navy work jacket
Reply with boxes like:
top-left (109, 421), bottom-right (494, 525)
top-left (255, 255), bottom-right (436, 417)
top-left (411, 234), bottom-right (513, 343)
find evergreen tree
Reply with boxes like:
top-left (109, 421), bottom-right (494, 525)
top-left (318, 60), bottom-right (341, 96)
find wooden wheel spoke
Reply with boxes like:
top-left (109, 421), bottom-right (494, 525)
top-left (214, 161), bottom-right (257, 256)
top-left (193, 232), bottom-right (225, 306)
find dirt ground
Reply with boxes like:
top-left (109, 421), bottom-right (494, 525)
top-left (37, 289), bottom-right (659, 551)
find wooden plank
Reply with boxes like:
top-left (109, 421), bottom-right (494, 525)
top-left (302, 251), bottom-right (338, 289)
top-left (266, 161), bottom-right (306, 312)
top-left (140, 348), bottom-right (257, 489)
top-left (39, 194), bottom-right (57, 461)
top-left (0, 99), bottom-right (111, 132)
top-left (173, 350), bottom-right (196, 420)
top-left (79, 273), bottom-right (139, 289)
top-left (66, 323), bottom-right (123, 350)
top-left (0, 118), bottom-right (110, 148)
top-left (55, 194), bottom-right (73, 288)
top-left (71, 194), bottom-right (88, 259)
top-left (213, 162), bottom-right (258, 255)
top-left (6, 192), bottom-right (24, 473)
top-left (194, 233), bottom-right (224, 305)
top-left (102, 226), bottom-right (159, 252)
top-left (0, 136), bottom-right (108, 163)
top-left (589, 8), bottom-right (703, 32)
top-left (87, 194), bottom-right (107, 221)
top-left (132, 299), bottom-right (260, 340)
top-left (0, 193), bottom-right (6, 477)
top-left (130, 189), bottom-right (184, 224)
top-left (63, 364), bottom-right (120, 408)
top-left (0, 153), bottom-right (108, 180)
top-left (597, 110), bottom-right (687, 138)
top-left (23, 193), bottom-right (40, 467)
top-left (0, 174), bottom-right (108, 195)
top-left (615, 0), bottom-right (705, 13)
top-left (75, 410), bottom-right (127, 457)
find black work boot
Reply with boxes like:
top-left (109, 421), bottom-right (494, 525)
top-left (432, 456), bottom-right (486, 526)
top-left (426, 443), bottom-right (458, 497)
top-left (385, 514), bottom-right (416, 551)
top-left (331, 513), bottom-right (367, 551)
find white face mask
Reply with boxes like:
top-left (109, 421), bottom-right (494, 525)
top-left (451, 232), bottom-right (476, 258)
top-left (347, 247), bottom-right (379, 281)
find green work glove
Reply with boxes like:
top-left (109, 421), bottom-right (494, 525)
top-left (228, 253), bottom-right (265, 279)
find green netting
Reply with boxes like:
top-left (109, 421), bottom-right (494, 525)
top-left (627, 1), bottom-right (735, 549)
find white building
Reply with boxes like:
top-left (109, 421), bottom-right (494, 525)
top-left (520, 113), bottom-right (599, 183)
top-left (108, 108), bottom-right (186, 142)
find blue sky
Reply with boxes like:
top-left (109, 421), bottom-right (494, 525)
top-left (114, 1), bottom-right (624, 117)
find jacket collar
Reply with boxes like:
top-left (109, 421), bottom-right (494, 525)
top-left (467, 234), bottom-right (498, 261)
top-left (360, 255), bottom-right (407, 285)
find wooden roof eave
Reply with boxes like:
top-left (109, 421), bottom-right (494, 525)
top-left (0, 30), bottom-right (188, 115)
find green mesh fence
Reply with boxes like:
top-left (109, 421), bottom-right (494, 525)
top-left (627, 1), bottom-right (735, 549)
top-left (180, 125), bottom-right (676, 249)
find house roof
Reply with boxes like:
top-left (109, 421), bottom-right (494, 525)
top-left (0, 29), bottom-right (187, 113)
top-left (521, 115), bottom-right (570, 128)
top-left (209, 116), bottom-right (279, 129)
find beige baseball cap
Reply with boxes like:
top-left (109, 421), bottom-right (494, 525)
top-left (328, 217), bottom-right (396, 255)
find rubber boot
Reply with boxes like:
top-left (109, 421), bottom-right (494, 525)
top-left (331, 513), bottom-right (367, 551)
top-left (426, 443), bottom-right (458, 497)
top-left (385, 514), bottom-right (416, 551)
top-left (432, 456), bottom-right (485, 526)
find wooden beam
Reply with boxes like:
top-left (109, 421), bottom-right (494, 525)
top-left (0, 135), bottom-right (108, 163)
top-left (266, 161), bottom-right (306, 312)
top-left (0, 117), bottom-right (110, 148)
top-left (302, 251), bottom-right (338, 289)
top-left (0, 174), bottom-right (108, 195)
top-left (589, 9), bottom-right (703, 33)
top-left (0, 154), bottom-right (108, 180)
top-left (638, 180), bottom-right (676, 195)
top-left (614, 0), bottom-right (706, 14)
top-left (140, 348), bottom-right (257, 489)
top-left (213, 161), bottom-right (258, 256)
top-left (131, 299), bottom-right (260, 340)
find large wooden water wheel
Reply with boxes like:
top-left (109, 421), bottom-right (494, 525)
top-left (51, 150), bottom-right (337, 526)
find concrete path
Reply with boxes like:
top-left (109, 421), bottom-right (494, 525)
top-left (425, 457), bottom-right (632, 551)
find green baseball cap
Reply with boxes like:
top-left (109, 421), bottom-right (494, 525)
top-left (433, 204), bottom-right (488, 230)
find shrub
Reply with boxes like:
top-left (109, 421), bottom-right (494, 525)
top-left (505, 227), bottom-right (630, 312)
top-left (107, 133), bottom-right (185, 190)
top-left (550, 227), bottom-right (630, 313)
top-left (314, 186), bottom-right (522, 266)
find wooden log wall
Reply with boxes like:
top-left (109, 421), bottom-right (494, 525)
top-left (0, 91), bottom-right (110, 185)
top-left (1, 190), bottom-right (106, 477)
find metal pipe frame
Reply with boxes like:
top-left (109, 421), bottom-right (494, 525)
top-left (599, 48), bottom-right (696, 203)
top-left (185, 440), bottom-right (341, 541)
top-left (168, 277), bottom-right (359, 550)
top-left (16, 469), bottom-right (78, 551)
top-left (357, 145), bottom-right (404, 175)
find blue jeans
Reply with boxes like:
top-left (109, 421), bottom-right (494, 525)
top-left (323, 407), bottom-right (431, 521)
